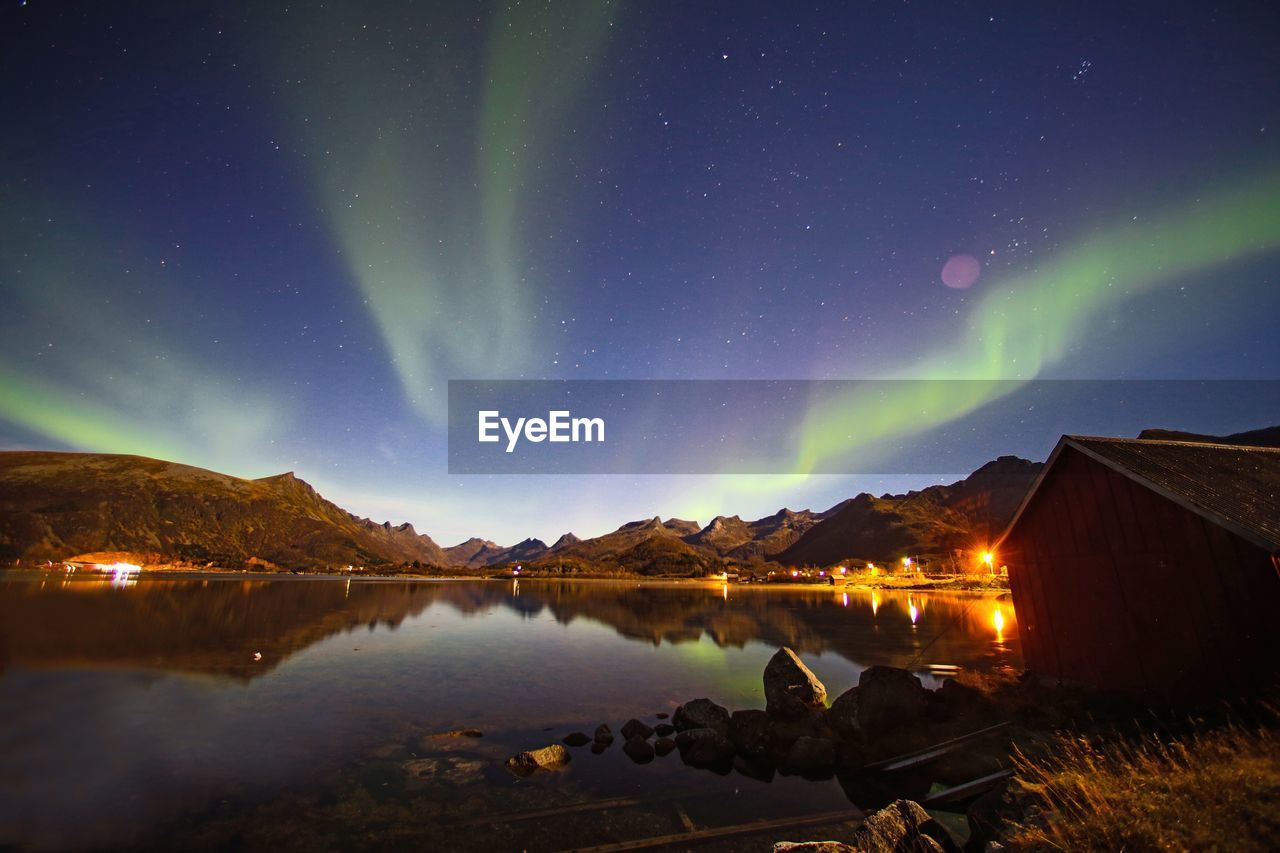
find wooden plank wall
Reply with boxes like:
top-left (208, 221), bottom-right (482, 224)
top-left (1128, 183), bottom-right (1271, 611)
top-left (1004, 446), bottom-right (1280, 702)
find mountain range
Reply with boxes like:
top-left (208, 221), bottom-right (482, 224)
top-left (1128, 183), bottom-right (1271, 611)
top-left (0, 452), bottom-right (449, 570)
top-left (1, 424), bottom-right (1274, 574)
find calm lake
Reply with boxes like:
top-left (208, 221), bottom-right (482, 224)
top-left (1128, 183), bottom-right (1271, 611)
top-left (0, 574), bottom-right (1019, 850)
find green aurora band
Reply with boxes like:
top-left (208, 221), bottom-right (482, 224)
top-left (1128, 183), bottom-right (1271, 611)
top-left (795, 170), bottom-right (1280, 473)
top-left (280, 1), bottom-right (620, 422)
top-left (0, 197), bottom-right (286, 469)
top-left (675, 170), bottom-right (1280, 520)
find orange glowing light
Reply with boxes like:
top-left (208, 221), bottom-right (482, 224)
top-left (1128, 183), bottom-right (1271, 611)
top-left (108, 561), bottom-right (140, 588)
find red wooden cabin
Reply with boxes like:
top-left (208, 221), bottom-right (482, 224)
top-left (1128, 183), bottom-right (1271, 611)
top-left (998, 435), bottom-right (1280, 702)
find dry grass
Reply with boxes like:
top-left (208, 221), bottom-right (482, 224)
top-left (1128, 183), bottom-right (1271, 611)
top-left (1006, 719), bottom-right (1280, 851)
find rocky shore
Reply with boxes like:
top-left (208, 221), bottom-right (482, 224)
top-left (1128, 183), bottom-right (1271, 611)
top-left (505, 646), bottom-right (1030, 849)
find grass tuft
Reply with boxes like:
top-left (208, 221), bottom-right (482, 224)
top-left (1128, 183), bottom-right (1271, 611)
top-left (1006, 718), bottom-right (1280, 851)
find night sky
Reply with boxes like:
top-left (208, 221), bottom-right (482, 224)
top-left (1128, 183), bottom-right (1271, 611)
top-left (2, 1), bottom-right (1279, 544)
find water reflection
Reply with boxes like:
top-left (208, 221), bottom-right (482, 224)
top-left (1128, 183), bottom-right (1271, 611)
top-left (0, 575), bottom-right (1019, 681)
top-left (0, 574), bottom-right (1019, 849)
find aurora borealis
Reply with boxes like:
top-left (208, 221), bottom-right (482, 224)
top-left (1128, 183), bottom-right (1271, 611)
top-left (2, 1), bottom-right (1279, 543)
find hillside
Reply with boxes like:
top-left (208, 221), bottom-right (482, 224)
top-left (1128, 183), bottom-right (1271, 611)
top-left (683, 508), bottom-right (820, 560)
top-left (0, 451), bottom-right (448, 569)
top-left (445, 536), bottom-right (551, 567)
top-left (775, 456), bottom-right (1043, 568)
top-left (443, 537), bottom-right (502, 566)
top-left (1136, 424), bottom-right (1280, 447)
top-left (524, 516), bottom-right (724, 576)
top-left (5, 423), bottom-right (1270, 576)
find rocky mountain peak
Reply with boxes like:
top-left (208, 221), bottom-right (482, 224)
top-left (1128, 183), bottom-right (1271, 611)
top-left (550, 532), bottom-right (580, 550)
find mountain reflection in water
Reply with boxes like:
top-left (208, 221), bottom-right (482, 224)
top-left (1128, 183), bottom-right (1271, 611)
top-left (0, 574), bottom-right (1018, 849)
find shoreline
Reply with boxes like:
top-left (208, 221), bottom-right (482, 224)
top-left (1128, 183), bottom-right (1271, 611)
top-left (2, 565), bottom-right (1010, 592)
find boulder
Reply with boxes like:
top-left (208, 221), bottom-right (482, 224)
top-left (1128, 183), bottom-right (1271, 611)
top-left (828, 666), bottom-right (930, 739)
top-left (937, 678), bottom-right (990, 716)
top-left (673, 698), bottom-right (731, 736)
top-left (593, 724), bottom-right (615, 745)
top-left (623, 736), bottom-right (656, 764)
top-left (827, 687), bottom-right (862, 741)
top-left (654, 723), bottom-right (675, 737)
top-left (764, 647), bottom-right (827, 719)
top-left (770, 711), bottom-right (832, 752)
top-left (729, 709), bottom-right (773, 758)
top-left (674, 727), bottom-right (735, 767)
top-left (562, 732), bottom-right (591, 747)
top-left (781, 736), bottom-right (836, 772)
top-left (653, 737), bottom-right (677, 757)
top-left (621, 718), bottom-right (654, 740)
top-left (845, 799), bottom-right (959, 852)
top-left (505, 744), bottom-right (571, 776)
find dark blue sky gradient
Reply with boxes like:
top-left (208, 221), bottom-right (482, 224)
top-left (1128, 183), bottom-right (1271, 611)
top-left (2, 1), bottom-right (1277, 543)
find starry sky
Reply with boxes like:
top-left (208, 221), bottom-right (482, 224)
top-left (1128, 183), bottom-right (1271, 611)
top-left (2, 1), bottom-right (1279, 545)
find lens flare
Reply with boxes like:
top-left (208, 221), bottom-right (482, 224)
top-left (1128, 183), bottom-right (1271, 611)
top-left (941, 253), bottom-right (981, 289)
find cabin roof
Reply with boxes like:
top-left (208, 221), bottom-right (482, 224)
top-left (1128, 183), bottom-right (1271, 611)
top-left (999, 435), bottom-right (1280, 553)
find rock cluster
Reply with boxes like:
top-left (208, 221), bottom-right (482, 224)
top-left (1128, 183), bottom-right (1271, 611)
top-left (514, 645), bottom-right (988, 785)
top-left (498, 646), bottom-right (1007, 853)
top-left (619, 647), bottom-right (944, 776)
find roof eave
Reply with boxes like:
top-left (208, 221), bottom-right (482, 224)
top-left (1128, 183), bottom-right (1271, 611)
top-left (997, 435), bottom-right (1280, 555)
